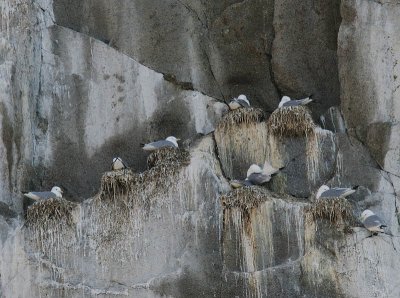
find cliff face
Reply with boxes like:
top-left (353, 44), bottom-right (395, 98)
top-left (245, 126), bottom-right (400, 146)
top-left (1, 0), bottom-right (400, 297)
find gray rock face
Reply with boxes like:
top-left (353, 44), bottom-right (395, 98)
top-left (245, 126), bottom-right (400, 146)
top-left (1, 0), bottom-right (400, 297)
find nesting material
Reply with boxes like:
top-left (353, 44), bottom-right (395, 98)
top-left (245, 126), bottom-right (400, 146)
top-left (99, 148), bottom-right (190, 203)
top-left (26, 198), bottom-right (77, 227)
top-left (217, 107), bottom-right (265, 131)
top-left (221, 187), bottom-right (272, 211)
top-left (215, 108), bottom-right (268, 179)
top-left (26, 198), bottom-right (78, 262)
top-left (267, 106), bottom-right (316, 138)
top-left (147, 147), bottom-right (190, 169)
top-left (307, 198), bottom-right (354, 226)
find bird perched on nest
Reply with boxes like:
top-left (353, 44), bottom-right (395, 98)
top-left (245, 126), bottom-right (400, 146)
top-left (228, 94), bottom-right (250, 110)
top-left (141, 136), bottom-right (180, 151)
top-left (360, 209), bottom-right (387, 235)
top-left (230, 161), bottom-right (283, 188)
top-left (316, 185), bottom-right (357, 199)
top-left (278, 95), bottom-right (313, 108)
top-left (24, 186), bottom-right (63, 201)
top-left (112, 157), bottom-right (128, 170)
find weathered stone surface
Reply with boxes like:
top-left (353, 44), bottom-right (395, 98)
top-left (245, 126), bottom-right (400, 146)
top-left (52, 0), bottom-right (280, 110)
top-left (2, 136), bottom-right (231, 297)
top-left (272, 0), bottom-right (342, 116)
top-left (33, 24), bottom-right (225, 200)
top-left (2, 0), bottom-right (400, 297)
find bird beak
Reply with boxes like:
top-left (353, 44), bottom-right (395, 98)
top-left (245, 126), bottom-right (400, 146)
top-left (176, 138), bottom-right (181, 141)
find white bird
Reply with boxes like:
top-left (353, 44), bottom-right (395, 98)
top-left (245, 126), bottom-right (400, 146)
top-left (316, 185), bottom-right (357, 200)
top-left (228, 94), bottom-right (250, 110)
top-left (360, 209), bottom-right (387, 235)
top-left (246, 161), bottom-right (280, 185)
top-left (141, 136), bottom-right (180, 151)
top-left (112, 157), bottom-right (128, 170)
top-left (24, 186), bottom-right (63, 201)
top-left (278, 95), bottom-right (313, 108)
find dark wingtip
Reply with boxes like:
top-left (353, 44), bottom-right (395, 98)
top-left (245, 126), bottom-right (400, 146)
top-left (140, 143), bottom-right (145, 147)
top-left (352, 185), bottom-right (360, 190)
top-left (308, 93), bottom-right (314, 99)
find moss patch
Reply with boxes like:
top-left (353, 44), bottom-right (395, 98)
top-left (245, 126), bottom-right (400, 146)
top-left (267, 106), bottom-right (315, 138)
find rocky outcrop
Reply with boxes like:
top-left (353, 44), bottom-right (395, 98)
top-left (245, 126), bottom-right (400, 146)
top-left (1, 0), bottom-right (400, 297)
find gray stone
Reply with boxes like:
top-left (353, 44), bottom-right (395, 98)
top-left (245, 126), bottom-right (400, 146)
top-left (272, 0), bottom-right (342, 116)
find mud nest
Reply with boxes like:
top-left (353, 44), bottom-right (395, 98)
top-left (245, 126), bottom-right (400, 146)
top-left (217, 107), bottom-right (265, 131)
top-left (308, 198), bottom-right (354, 226)
top-left (267, 106), bottom-right (316, 137)
top-left (99, 148), bottom-right (190, 204)
top-left (221, 186), bottom-right (272, 211)
top-left (26, 198), bottom-right (77, 227)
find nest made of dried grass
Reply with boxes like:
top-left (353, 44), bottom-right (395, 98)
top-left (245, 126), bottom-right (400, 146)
top-left (147, 147), bottom-right (190, 169)
top-left (307, 198), bottom-right (354, 226)
top-left (26, 198), bottom-right (77, 227)
top-left (267, 106), bottom-right (315, 138)
top-left (217, 107), bottom-right (265, 131)
top-left (99, 148), bottom-right (190, 204)
top-left (221, 186), bottom-right (272, 211)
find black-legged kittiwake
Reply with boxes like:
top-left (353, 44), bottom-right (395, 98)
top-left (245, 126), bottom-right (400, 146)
top-left (278, 95), bottom-right (313, 108)
top-left (316, 185), bottom-right (357, 199)
top-left (112, 157), bottom-right (128, 170)
top-left (24, 186), bottom-right (63, 201)
top-left (141, 136), bottom-right (180, 151)
top-left (230, 179), bottom-right (253, 188)
top-left (228, 94), bottom-right (250, 110)
top-left (246, 161), bottom-right (281, 185)
top-left (360, 209), bottom-right (387, 235)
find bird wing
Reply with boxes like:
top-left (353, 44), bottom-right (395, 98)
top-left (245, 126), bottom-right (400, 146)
top-left (24, 191), bottom-right (57, 200)
top-left (247, 173), bottom-right (271, 185)
top-left (363, 215), bottom-right (386, 229)
top-left (320, 188), bottom-right (354, 198)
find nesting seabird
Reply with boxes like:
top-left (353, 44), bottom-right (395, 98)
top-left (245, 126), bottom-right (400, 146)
top-left (230, 179), bottom-right (253, 189)
top-left (316, 185), bottom-right (357, 199)
top-left (246, 161), bottom-right (282, 185)
top-left (278, 95), bottom-right (313, 108)
top-left (24, 186), bottom-right (63, 201)
top-left (112, 157), bottom-right (128, 170)
top-left (360, 209), bottom-right (387, 235)
top-left (228, 94), bottom-right (250, 110)
top-left (141, 136), bottom-right (180, 151)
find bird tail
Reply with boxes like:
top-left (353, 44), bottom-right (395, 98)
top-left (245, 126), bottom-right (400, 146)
top-left (263, 160), bottom-right (280, 175)
top-left (302, 97), bottom-right (313, 105)
top-left (140, 143), bottom-right (145, 147)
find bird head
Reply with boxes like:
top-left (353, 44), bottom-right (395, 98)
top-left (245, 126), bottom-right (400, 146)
top-left (278, 96), bottom-right (291, 108)
top-left (51, 186), bottom-right (63, 198)
top-left (316, 184), bottom-right (330, 199)
top-left (237, 94), bottom-right (250, 105)
top-left (166, 136), bottom-right (180, 147)
top-left (246, 164), bottom-right (263, 177)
